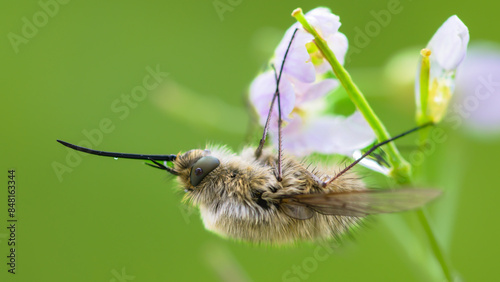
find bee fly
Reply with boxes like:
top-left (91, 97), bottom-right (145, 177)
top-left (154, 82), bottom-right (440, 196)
top-left (58, 29), bottom-right (439, 244)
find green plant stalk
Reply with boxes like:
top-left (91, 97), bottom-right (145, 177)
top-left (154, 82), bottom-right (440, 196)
top-left (292, 8), bottom-right (454, 281)
top-left (416, 209), bottom-right (454, 281)
top-left (292, 9), bottom-right (410, 183)
top-left (417, 50), bottom-right (432, 145)
top-left (417, 50), bottom-right (431, 124)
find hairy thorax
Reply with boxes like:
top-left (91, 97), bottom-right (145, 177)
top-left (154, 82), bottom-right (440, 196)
top-left (175, 146), bottom-right (365, 245)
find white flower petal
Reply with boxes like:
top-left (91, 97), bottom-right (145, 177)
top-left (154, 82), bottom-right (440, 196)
top-left (315, 32), bottom-right (348, 74)
top-left (329, 32), bottom-right (349, 66)
top-left (427, 15), bottom-right (469, 71)
top-left (353, 150), bottom-right (391, 175)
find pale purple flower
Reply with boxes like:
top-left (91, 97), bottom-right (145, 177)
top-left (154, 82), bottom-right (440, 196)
top-left (273, 7), bottom-right (348, 83)
top-left (274, 28), bottom-right (317, 83)
top-left (249, 71), bottom-right (338, 130)
top-left (274, 111), bottom-right (375, 157)
top-left (249, 70), bottom-right (295, 125)
top-left (249, 7), bottom-right (375, 157)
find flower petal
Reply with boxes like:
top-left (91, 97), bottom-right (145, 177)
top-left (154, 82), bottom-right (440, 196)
top-left (275, 111), bottom-right (375, 157)
top-left (306, 7), bottom-right (341, 37)
top-left (455, 44), bottom-right (500, 134)
top-left (318, 111), bottom-right (376, 155)
top-left (275, 114), bottom-right (312, 156)
top-left (274, 27), bottom-right (316, 83)
top-left (273, 8), bottom-right (346, 82)
top-left (249, 70), bottom-right (295, 126)
top-left (314, 32), bottom-right (349, 74)
top-left (329, 32), bottom-right (349, 66)
top-left (353, 150), bottom-right (391, 175)
top-left (291, 77), bottom-right (339, 104)
top-left (427, 15), bottom-right (469, 71)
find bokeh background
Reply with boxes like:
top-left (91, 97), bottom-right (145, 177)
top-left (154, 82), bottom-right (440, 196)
top-left (1, 0), bottom-right (499, 281)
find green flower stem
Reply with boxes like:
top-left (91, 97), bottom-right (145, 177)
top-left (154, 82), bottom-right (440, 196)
top-left (416, 209), bottom-right (454, 281)
top-left (417, 49), bottom-right (432, 145)
top-left (417, 49), bottom-right (431, 124)
top-left (292, 8), bottom-right (410, 183)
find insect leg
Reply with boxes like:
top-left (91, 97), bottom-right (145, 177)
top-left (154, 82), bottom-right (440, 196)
top-left (254, 28), bottom-right (299, 159)
top-left (276, 66), bottom-right (283, 182)
top-left (322, 122), bottom-right (434, 187)
top-left (146, 158), bottom-right (179, 175)
top-left (254, 81), bottom-right (277, 159)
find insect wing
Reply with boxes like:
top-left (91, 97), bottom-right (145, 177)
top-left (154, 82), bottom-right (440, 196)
top-left (281, 189), bottom-right (441, 217)
top-left (281, 203), bottom-right (315, 220)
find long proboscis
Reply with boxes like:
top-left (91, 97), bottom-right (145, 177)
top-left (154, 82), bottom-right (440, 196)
top-left (57, 140), bottom-right (179, 174)
top-left (57, 140), bottom-right (177, 160)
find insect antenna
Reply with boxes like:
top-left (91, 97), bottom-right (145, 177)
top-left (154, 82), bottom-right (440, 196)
top-left (254, 28), bottom-right (299, 161)
top-left (322, 122), bottom-right (434, 187)
top-left (56, 140), bottom-right (179, 175)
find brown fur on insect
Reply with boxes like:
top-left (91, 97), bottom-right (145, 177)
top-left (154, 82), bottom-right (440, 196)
top-left (57, 135), bottom-right (439, 245)
top-left (56, 138), bottom-right (440, 245)
top-left (174, 146), bottom-right (366, 245)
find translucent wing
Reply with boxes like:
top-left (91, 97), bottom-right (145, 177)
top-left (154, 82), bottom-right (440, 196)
top-left (281, 203), bottom-right (315, 220)
top-left (280, 188), bottom-right (441, 218)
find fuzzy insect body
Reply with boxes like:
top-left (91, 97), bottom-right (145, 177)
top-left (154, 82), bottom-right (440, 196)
top-left (169, 145), bottom-right (436, 244)
top-left (56, 139), bottom-right (439, 245)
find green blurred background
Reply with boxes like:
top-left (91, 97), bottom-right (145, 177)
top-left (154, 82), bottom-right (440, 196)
top-left (1, 0), bottom-right (499, 281)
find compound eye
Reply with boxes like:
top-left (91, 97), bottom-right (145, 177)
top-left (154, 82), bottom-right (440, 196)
top-left (190, 156), bottom-right (220, 186)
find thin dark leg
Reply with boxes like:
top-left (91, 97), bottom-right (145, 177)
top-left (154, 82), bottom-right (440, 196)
top-left (254, 68), bottom-right (278, 159)
top-left (146, 159), bottom-right (179, 175)
top-left (276, 70), bottom-right (283, 182)
top-left (322, 122), bottom-right (434, 187)
top-left (254, 28), bottom-right (299, 159)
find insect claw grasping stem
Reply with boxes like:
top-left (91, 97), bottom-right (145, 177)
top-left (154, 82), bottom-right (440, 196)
top-left (323, 122), bottom-right (435, 187)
